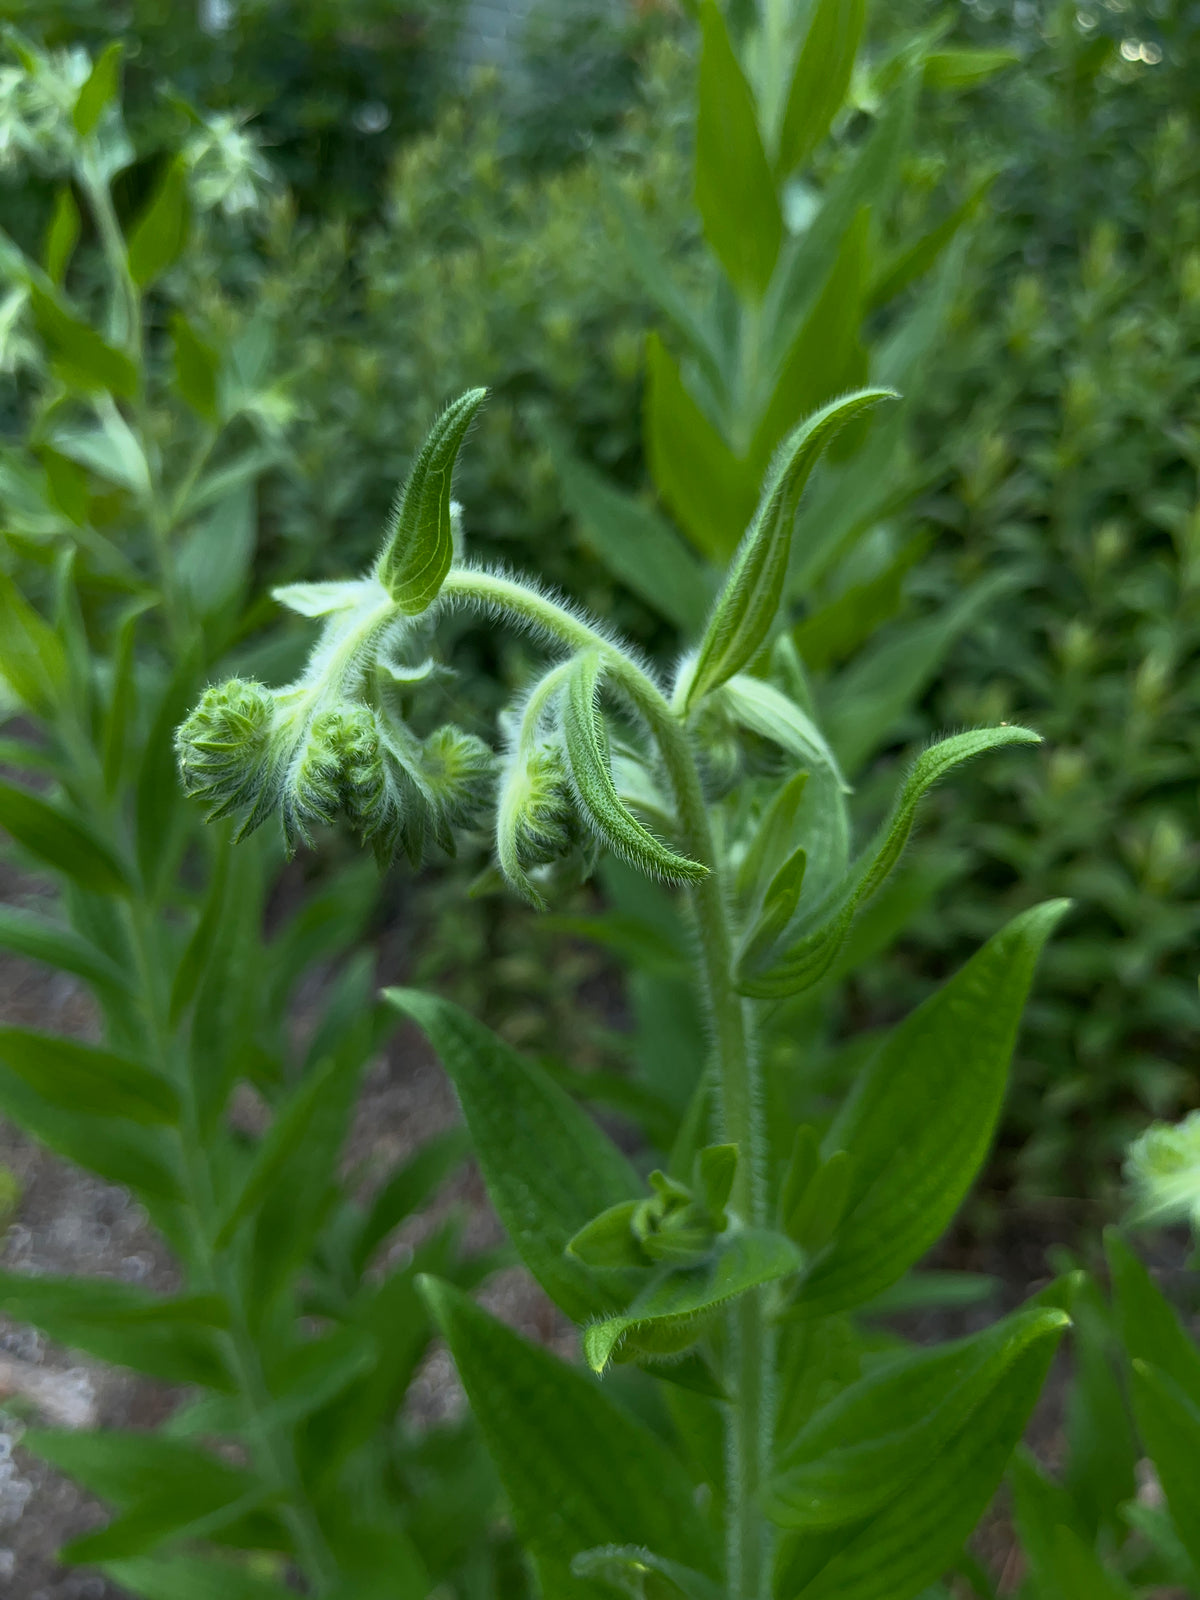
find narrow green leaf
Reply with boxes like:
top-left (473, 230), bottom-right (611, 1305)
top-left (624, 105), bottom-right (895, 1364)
top-left (645, 332), bottom-right (755, 561)
top-left (584, 1227), bottom-right (803, 1374)
top-left (720, 676), bottom-right (847, 789)
top-left (104, 1556), bottom-right (296, 1600)
top-left (29, 285), bottom-right (137, 398)
top-left (170, 313), bottom-right (220, 422)
top-left (0, 1272), bottom-right (233, 1390)
top-left (72, 42), bottom-right (122, 136)
top-left (1130, 1361), bottom-right (1200, 1571)
top-left (1047, 1526), bottom-right (1137, 1600)
top-left (0, 570), bottom-right (68, 714)
top-left (0, 1070), bottom-right (183, 1208)
top-left (548, 436), bottom-right (711, 634)
top-left (0, 904), bottom-right (131, 994)
top-left (777, 0), bottom-right (866, 176)
top-left (1105, 1230), bottom-right (1200, 1409)
top-left (0, 779), bottom-right (131, 895)
top-left (695, 0), bottom-right (782, 297)
top-left (784, 1150), bottom-right (853, 1254)
top-left (791, 1321), bottom-right (1065, 1599)
top-left (737, 846), bottom-right (806, 975)
top-left (684, 389), bottom-right (894, 709)
top-left (127, 156), bottom-right (189, 287)
top-left (44, 186), bottom-right (81, 284)
top-left (421, 1277), bottom-right (717, 1600)
top-left (376, 388), bottom-right (487, 613)
top-left (868, 173), bottom-right (995, 310)
top-left (768, 1306), bottom-right (1069, 1530)
top-left (740, 727), bottom-right (1042, 996)
top-left (0, 1027), bottom-right (179, 1125)
top-left (562, 652), bottom-right (707, 887)
top-left (798, 901), bottom-right (1067, 1314)
top-left (923, 48), bottom-right (1021, 90)
top-left (387, 989), bottom-right (642, 1321)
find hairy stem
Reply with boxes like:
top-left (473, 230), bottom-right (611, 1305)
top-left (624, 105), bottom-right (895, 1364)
top-left (441, 565), bottom-right (771, 1598)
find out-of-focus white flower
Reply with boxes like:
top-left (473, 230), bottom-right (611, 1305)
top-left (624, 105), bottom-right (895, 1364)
top-left (1126, 1109), bottom-right (1200, 1233)
top-left (183, 110), bottom-right (274, 218)
top-left (0, 41), bottom-right (131, 181)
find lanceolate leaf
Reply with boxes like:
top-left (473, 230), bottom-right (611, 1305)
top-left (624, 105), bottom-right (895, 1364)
top-left (1105, 1229), bottom-right (1200, 1408)
top-left (683, 390), bottom-right (894, 710)
top-left (739, 727), bottom-right (1042, 996)
top-left (767, 1306), bottom-right (1069, 1530)
top-left (787, 1317), bottom-right (1066, 1600)
top-left (103, 1556), bottom-right (297, 1600)
top-left (376, 388), bottom-right (487, 613)
top-left (584, 1228), bottom-right (804, 1374)
top-left (0, 1028), bottom-right (179, 1124)
top-left (0, 779), bottom-right (132, 896)
top-left (695, 0), bottom-right (781, 299)
top-left (1130, 1361), bottom-right (1200, 1571)
top-left (0, 905), bottom-right (131, 994)
top-left (0, 1272), bottom-right (233, 1390)
top-left (127, 156), bottom-right (190, 287)
top-left (421, 1278), bottom-right (718, 1600)
top-left (562, 652), bottom-right (706, 886)
top-left (572, 1547), bottom-right (724, 1600)
top-left (0, 570), bottom-right (68, 713)
top-left (776, 0), bottom-right (866, 176)
top-left (798, 901), bottom-right (1067, 1315)
top-left (387, 989), bottom-right (642, 1321)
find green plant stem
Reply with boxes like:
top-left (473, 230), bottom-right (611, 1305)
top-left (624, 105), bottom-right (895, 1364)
top-left (441, 566), bottom-right (772, 1600)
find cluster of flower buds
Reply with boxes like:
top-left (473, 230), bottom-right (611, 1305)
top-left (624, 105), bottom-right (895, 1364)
top-left (568, 1144), bottom-right (739, 1274)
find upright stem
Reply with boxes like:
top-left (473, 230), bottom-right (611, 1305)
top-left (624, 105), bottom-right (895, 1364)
top-left (441, 567), bottom-right (773, 1600)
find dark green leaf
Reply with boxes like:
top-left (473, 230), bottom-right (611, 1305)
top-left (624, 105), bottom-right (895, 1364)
top-left (1106, 1230), bottom-right (1200, 1408)
top-left (0, 904), bottom-right (131, 994)
top-left (29, 285), bottom-right (137, 398)
top-left (44, 187), bottom-right (81, 285)
top-left (170, 314), bottom-right (221, 422)
top-left (421, 1277), bottom-right (717, 1600)
top-left (1130, 1361), bottom-right (1200, 1571)
top-left (0, 570), bottom-right (68, 714)
top-left (0, 779), bottom-right (131, 895)
top-left (777, 0), bottom-right (866, 175)
top-left (387, 989), bottom-right (642, 1321)
top-left (685, 390), bottom-right (894, 709)
top-left (0, 1027), bottom-right (179, 1124)
top-left (798, 901), bottom-right (1067, 1314)
top-left (573, 1547), bottom-right (724, 1600)
top-left (695, 0), bottom-right (781, 297)
top-left (768, 1306), bottom-right (1069, 1530)
top-left (103, 1556), bottom-right (296, 1600)
top-left (0, 1272), bottom-right (233, 1390)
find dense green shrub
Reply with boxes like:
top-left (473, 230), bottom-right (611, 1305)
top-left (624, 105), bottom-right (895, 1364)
top-left (887, 0), bottom-right (1200, 1197)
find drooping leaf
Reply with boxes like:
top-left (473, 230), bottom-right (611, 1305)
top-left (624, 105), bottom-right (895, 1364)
top-left (584, 1227), bottom-right (803, 1373)
top-left (387, 989), bottom-right (641, 1321)
top-left (376, 388), bottom-right (487, 613)
top-left (798, 901), bottom-right (1067, 1314)
top-left (0, 779), bottom-right (131, 895)
top-left (739, 727), bottom-right (1042, 996)
top-left (0, 1027), bottom-right (179, 1125)
top-left (421, 1277), bottom-right (717, 1600)
top-left (776, 0), bottom-right (866, 176)
top-left (767, 1306), bottom-right (1070, 1530)
top-left (0, 1272), bottom-right (233, 1390)
top-left (720, 675), bottom-right (847, 790)
top-left (695, 0), bottom-right (781, 298)
top-left (684, 390), bottom-right (893, 709)
top-left (562, 652), bottom-right (706, 886)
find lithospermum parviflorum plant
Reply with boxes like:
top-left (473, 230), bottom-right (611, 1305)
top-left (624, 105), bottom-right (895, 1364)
top-left (178, 388), bottom-right (1072, 1600)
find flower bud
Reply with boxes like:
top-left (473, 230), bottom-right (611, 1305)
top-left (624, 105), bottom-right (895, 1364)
top-left (1126, 1110), bottom-right (1200, 1234)
top-left (421, 724), bottom-right (496, 831)
top-left (509, 742), bottom-right (585, 872)
top-left (174, 679), bottom-right (278, 825)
